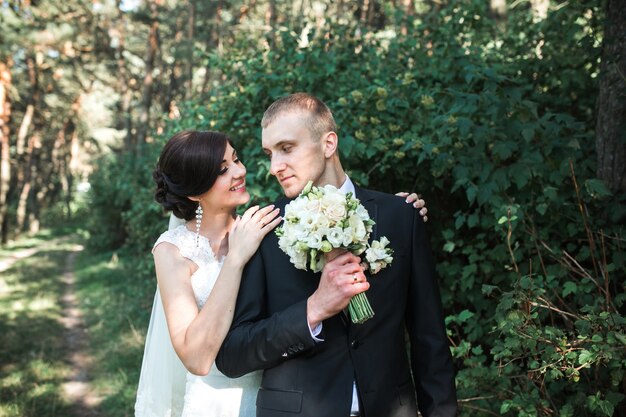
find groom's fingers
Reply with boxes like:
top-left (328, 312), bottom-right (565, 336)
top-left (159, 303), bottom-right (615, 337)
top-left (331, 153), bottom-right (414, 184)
top-left (328, 251), bottom-right (361, 266)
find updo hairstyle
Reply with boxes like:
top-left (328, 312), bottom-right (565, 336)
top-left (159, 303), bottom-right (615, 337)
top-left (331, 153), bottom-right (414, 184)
top-left (153, 130), bottom-right (232, 221)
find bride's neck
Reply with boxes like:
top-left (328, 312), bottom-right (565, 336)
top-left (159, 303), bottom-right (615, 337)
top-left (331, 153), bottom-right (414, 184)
top-left (198, 210), bottom-right (234, 238)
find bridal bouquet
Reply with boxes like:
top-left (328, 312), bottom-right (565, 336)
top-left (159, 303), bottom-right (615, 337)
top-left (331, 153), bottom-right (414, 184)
top-left (275, 181), bottom-right (393, 324)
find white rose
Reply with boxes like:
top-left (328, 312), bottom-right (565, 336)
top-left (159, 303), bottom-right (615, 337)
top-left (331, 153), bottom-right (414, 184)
top-left (366, 247), bottom-right (389, 263)
top-left (341, 226), bottom-right (355, 246)
top-left (289, 196), bottom-right (309, 213)
top-left (290, 249), bottom-right (308, 270)
top-left (321, 192), bottom-right (347, 223)
top-left (369, 261), bottom-right (382, 274)
top-left (348, 214), bottom-right (368, 242)
top-left (306, 231), bottom-right (323, 249)
top-left (305, 197), bottom-right (322, 213)
top-left (315, 214), bottom-right (331, 230)
top-left (327, 227), bottom-right (344, 248)
top-left (355, 204), bottom-right (370, 222)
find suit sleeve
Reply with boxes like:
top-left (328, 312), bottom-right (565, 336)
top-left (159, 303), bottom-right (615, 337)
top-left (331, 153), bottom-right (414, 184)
top-left (215, 243), bottom-right (319, 378)
top-left (406, 209), bottom-right (458, 417)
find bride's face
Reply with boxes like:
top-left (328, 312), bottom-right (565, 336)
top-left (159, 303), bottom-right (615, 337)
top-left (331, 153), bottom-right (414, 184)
top-left (202, 143), bottom-right (250, 211)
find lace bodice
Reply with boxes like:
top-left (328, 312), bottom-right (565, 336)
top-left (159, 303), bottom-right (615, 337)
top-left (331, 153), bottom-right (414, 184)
top-left (153, 225), bottom-right (224, 309)
top-left (139, 223), bottom-right (261, 417)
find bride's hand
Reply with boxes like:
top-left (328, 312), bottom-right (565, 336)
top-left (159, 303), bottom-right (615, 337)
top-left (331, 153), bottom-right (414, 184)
top-left (396, 192), bottom-right (428, 222)
top-left (227, 205), bottom-right (281, 265)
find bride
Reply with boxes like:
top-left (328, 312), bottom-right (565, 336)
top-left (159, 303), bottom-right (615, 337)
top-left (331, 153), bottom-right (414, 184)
top-left (134, 130), bottom-right (428, 417)
top-left (135, 130), bottom-right (281, 417)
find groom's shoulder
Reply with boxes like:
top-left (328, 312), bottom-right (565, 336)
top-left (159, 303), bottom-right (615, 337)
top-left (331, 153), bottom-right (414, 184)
top-left (273, 196), bottom-right (290, 208)
top-left (359, 187), bottom-right (411, 210)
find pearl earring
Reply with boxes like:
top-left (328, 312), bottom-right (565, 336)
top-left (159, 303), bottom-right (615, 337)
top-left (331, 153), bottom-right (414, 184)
top-left (195, 204), bottom-right (203, 247)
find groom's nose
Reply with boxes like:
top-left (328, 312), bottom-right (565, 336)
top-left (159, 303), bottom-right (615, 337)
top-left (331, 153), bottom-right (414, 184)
top-left (269, 156), bottom-right (285, 176)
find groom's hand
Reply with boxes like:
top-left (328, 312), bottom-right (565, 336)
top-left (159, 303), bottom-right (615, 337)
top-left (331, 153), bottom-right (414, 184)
top-left (306, 252), bottom-right (369, 329)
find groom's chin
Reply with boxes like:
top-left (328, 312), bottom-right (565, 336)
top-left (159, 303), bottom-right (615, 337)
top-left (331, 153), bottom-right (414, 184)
top-left (282, 185), bottom-right (303, 199)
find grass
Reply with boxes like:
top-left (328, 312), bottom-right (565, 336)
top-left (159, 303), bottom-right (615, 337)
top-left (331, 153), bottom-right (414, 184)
top-left (1, 228), bottom-right (157, 417)
top-left (0, 232), bottom-right (80, 417)
top-left (73, 248), bottom-right (156, 417)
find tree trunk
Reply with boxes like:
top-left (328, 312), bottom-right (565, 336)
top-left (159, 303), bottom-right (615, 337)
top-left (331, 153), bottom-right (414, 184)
top-left (115, 1), bottom-right (134, 151)
top-left (0, 60), bottom-right (12, 244)
top-left (529, 0), bottom-right (549, 21)
top-left (136, 0), bottom-right (162, 151)
top-left (490, 0), bottom-right (507, 22)
top-left (202, 0), bottom-right (223, 94)
top-left (185, 1), bottom-right (196, 100)
top-left (52, 112), bottom-right (76, 220)
top-left (267, 0), bottom-right (277, 47)
top-left (360, 0), bottom-right (370, 24)
top-left (14, 53), bottom-right (41, 235)
top-left (16, 134), bottom-right (40, 232)
top-left (595, 0), bottom-right (626, 193)
top-left (400, 0), bottom-right (415, 35)
top-left (17, 55), bottom-right (38, 157)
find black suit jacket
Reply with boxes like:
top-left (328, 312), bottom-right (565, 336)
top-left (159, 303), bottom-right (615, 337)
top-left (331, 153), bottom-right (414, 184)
top-left (216, 185), bottom-right (457, 417)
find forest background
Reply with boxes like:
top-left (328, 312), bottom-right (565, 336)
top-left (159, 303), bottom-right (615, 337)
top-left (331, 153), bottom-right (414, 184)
top-left (0, 0), bottom-right (625, 416)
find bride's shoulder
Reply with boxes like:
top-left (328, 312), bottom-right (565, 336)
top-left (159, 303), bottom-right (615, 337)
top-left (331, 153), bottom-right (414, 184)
top-left (152, 225), bottom-right (192, 253)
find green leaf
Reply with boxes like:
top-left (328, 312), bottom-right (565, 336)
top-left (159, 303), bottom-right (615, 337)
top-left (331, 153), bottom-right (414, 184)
top-left (584, 179), bottom-right (612, 199)
top-left (536, 203), bottom-right (548, 215)
top-left (466, 186), bottom-right (477, 204)
top-left (457, 309), bottom-right (474, 323)
top-left (578, 349), bottom-right (593, 366)
top-left (521, 127), bottom-right (534, 142)
top-left (562, 281), bottom-right (577, 297)
top-left (482, 284), bottom-right (497, 295)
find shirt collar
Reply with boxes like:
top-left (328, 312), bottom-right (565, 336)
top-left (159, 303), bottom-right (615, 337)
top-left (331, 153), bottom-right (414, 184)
top-left (337, 175), bottom-right (356, 195)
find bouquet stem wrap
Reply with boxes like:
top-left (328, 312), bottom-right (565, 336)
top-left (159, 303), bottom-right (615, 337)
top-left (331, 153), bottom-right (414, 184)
top-left (348, 292), bottom-right (375, 324)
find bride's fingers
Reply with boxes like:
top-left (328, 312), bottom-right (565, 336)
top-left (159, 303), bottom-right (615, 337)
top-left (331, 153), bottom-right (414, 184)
top-left (240, 205), bottom-right (260, 223)
top-left (259, 208), bottom-right (280, 226)
top-left (260, 211), bottom-right (282, 231)
top-left (249, 205), bottom-right (276, 224)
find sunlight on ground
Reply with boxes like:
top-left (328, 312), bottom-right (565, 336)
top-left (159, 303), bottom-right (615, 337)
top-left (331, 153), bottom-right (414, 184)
top-left (0, 236), bottom-right (76, 417)
top-left (28, 296), bottom-right (56, 312)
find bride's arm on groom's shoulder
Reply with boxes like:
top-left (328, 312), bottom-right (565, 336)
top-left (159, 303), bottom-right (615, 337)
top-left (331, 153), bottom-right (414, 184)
top-left (155, 205), bottom-right (281, 377)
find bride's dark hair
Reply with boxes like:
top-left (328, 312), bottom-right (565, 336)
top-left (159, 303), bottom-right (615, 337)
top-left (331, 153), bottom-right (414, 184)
top-left (153, 130), bottom-right (233, 221)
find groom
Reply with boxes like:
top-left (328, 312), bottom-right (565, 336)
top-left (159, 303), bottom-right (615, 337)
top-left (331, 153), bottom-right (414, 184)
top-left (216, 93), bottom-right (457, 417)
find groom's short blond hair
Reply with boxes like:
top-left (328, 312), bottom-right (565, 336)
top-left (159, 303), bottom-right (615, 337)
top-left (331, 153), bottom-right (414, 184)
top-left (261, 93), bottom-right (337, 141)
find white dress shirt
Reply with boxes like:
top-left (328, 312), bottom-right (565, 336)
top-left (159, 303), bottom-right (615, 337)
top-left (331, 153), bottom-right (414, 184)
top-left (307, 176), bottom-right (360, 415)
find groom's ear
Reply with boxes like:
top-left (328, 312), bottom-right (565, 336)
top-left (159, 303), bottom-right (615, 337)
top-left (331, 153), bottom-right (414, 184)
top-left (322, 131), bottom-right (339, 158)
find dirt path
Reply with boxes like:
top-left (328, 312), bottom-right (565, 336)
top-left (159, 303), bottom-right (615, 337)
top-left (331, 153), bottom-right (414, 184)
top-left (59, 244), bottom-right (103, 416)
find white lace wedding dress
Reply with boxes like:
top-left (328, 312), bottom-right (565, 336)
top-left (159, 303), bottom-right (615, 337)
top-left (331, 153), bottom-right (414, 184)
top-left (135, 224), bottom-right (261, 417)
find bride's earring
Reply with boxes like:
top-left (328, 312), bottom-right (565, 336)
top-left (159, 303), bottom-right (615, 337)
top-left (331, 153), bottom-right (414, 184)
top-left (195, 204), bottom-right (203, 247)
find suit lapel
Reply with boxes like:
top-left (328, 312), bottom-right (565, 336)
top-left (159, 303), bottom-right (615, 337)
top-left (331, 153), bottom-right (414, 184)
top-left (354, 185), bottom-right (378, 242)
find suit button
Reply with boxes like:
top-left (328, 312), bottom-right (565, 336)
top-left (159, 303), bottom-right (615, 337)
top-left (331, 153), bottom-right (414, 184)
top-left (350, 340), bottom-right (360, 349)
top-left (297, 343), bottom-right (304, 350)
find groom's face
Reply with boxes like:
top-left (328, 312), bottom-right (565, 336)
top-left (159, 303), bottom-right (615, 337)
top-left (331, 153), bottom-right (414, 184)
top-left (262, 111), bottom-right (327, 198)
